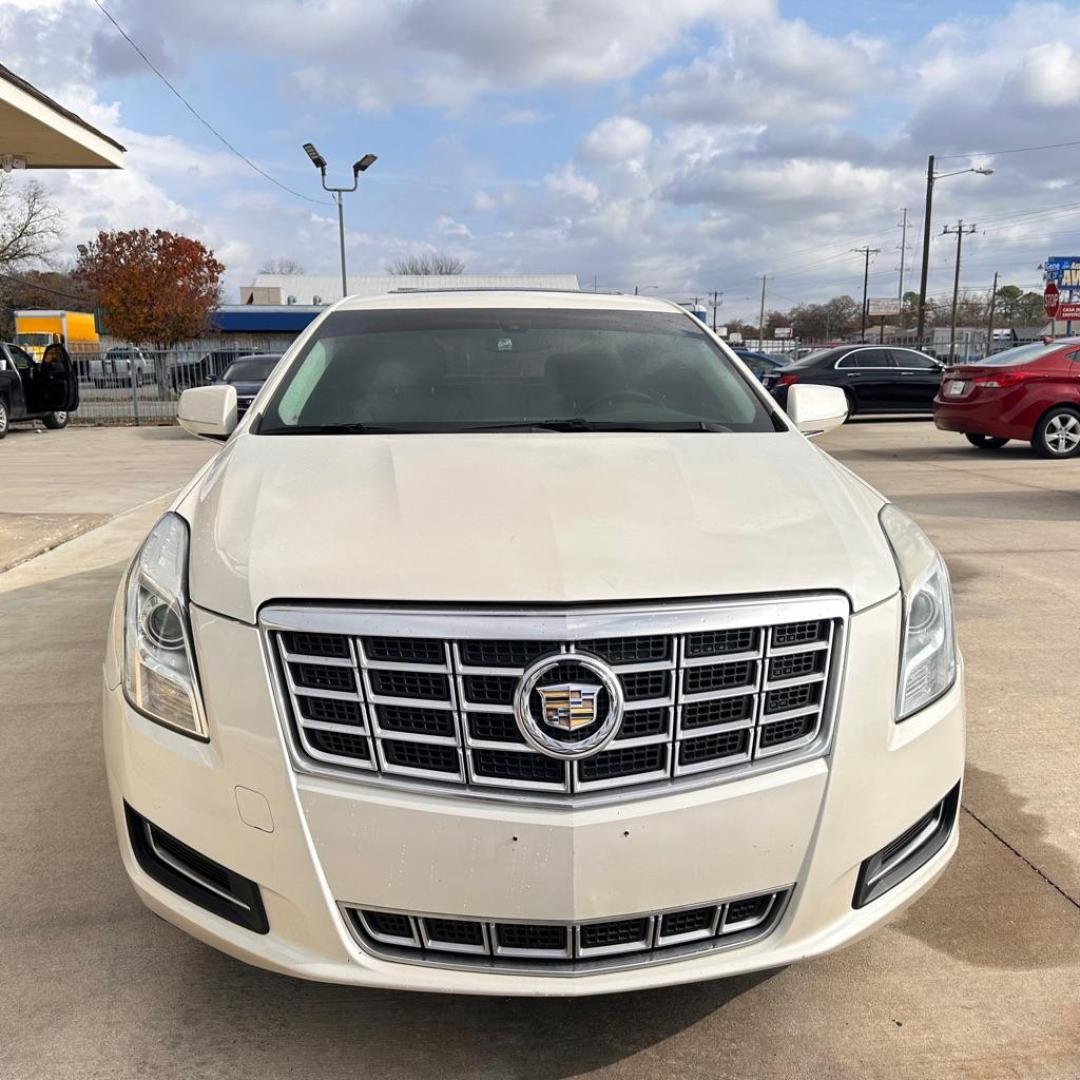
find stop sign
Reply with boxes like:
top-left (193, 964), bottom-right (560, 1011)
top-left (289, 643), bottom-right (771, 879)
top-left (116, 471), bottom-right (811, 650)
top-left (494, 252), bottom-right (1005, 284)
top-left (1045, 281), bottom-right (1061, 319)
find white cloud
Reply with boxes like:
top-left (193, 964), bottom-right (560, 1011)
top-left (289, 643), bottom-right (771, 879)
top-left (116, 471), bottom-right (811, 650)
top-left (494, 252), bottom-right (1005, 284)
top-left (543, 164), bottom-right (601, 205)
top-left (105, 0), bottom-right (775, 110)
top-left (436, 214), bottom-right (472, 238)
top-left (580, 117), bottom-right (653, 164)
top-left (646, 20), bottom-right (885, 124)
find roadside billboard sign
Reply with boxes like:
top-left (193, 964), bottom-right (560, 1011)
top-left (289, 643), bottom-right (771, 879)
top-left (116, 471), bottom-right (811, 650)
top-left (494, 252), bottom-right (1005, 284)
top-left (774, 327), bottom-right (793, 338)
top-left (866, 298), bottom-right (900, 317)
top-left (1043, 257), bottom-right (1080, 285)
top-left (1055, 301), bottom-right (1080, 320)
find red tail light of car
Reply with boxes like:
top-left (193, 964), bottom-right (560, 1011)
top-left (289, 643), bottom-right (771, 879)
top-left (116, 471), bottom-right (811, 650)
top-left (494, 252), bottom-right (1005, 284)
top-left (776, 373), bottom-right (801, 387)
top-left (972, 370), bottom-right (1035, 389)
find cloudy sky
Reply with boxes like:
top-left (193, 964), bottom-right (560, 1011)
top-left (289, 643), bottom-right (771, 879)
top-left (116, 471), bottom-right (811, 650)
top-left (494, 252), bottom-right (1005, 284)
top-left (5, 0), bottom-right (1080, 319)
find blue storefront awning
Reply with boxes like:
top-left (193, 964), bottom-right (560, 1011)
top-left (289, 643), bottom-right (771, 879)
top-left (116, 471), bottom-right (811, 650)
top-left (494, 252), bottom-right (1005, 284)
top-left (211, 305), bottom-right (323, 333)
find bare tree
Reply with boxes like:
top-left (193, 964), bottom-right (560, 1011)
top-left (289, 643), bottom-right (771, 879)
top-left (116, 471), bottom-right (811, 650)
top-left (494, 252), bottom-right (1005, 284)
top-left (0, 177), bottom-right (63, 271)
top-left (386, 252), bottom-right (465, 275)
top-left (259, 256), bottom-right (305, 274)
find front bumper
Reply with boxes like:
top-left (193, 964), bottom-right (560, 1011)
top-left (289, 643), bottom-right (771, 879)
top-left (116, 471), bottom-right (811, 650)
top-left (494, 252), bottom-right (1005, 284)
top-left (103, 594), bottom-right (965, 996)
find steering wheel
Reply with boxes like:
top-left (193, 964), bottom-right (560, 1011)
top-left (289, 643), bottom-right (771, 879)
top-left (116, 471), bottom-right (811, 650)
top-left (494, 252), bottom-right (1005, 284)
top-left (580, 389), bottom-right (655, 412)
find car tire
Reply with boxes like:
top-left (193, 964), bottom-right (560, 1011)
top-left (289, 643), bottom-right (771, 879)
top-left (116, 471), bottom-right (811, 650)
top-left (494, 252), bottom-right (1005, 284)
top-left (844, 389), bottom-right (857, 416)
top-left (965, 434), bottom-right (1009, 450)
top-left (1033, 406), bottom-right (1080, 458)
top-left (42, 411), bottom-right (69, 430)
top-left (0, 396), bottom-right (8, 439)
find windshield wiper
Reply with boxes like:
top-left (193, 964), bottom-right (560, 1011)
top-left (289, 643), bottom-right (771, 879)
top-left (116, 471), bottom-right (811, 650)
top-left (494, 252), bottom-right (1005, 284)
top-left (466, 418), bottom-right (732, 433)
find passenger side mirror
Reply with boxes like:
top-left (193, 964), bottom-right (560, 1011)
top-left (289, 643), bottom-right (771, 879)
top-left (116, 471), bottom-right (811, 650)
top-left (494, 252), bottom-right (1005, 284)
top-left (786, 384), bottom-right (847, 437)
top-left (178, 385), bottom-right (237, 440)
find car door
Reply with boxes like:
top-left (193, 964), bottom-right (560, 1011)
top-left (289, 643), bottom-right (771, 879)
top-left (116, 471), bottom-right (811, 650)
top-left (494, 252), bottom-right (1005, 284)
top-left (2, 345), bottom-right (33, 417)
top-left (835, 348), bottom-right (896, 411)
top-left (889, 349), bottom-right (944, 411)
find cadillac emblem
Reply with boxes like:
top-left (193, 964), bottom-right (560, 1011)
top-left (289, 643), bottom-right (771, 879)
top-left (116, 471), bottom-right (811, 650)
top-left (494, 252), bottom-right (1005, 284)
top-left (537, 683), bottom-right (601, 732)
top-left (512, 652), bottom-right (624, 760)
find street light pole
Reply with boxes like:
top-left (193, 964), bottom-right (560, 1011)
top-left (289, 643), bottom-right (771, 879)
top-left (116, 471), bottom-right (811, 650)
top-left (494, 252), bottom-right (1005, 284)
top-left (915, 157), bottom-right (993, 347)
top-left (302, 143), bottom-right (377, 300)
top-left (916, 155), bottom-right (935, 344)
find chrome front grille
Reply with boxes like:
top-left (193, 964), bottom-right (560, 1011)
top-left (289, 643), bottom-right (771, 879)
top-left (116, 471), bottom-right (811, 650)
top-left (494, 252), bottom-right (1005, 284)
top-left (342, 888), bottom-right (791, 973)
top-left (265, 595), bottom-right (846, 801)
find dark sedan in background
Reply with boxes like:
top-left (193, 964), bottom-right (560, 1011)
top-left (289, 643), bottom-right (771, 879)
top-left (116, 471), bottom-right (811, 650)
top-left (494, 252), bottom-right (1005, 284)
top-left (732, 348), bottom-right (789, 381)
top-left (764, 345), bottom-right (945, 414)
top-left (212, 353), bottom-right (282, 417)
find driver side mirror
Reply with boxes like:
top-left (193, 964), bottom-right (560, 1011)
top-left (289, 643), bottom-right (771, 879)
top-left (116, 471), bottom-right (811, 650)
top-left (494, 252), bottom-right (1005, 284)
top-left (178, 385), bottom-right (237, 440)
top-left (786, 384), bottom-right (847, 437)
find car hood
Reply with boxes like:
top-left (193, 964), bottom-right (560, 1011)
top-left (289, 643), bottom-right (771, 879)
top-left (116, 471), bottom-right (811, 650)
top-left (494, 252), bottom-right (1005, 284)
top-left (182, 432), bottom-right (899, 624)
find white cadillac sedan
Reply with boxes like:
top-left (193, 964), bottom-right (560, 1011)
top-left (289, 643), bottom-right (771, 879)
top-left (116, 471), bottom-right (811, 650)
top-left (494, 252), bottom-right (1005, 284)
top-left (103, 289), bottom-right (964, 996)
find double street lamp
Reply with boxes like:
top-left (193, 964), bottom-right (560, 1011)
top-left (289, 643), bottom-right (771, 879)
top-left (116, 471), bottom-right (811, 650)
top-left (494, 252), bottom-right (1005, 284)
top-left (915, 155), bottom-right (993, 342)
top-left (302, 143), bottom-right (378, 300)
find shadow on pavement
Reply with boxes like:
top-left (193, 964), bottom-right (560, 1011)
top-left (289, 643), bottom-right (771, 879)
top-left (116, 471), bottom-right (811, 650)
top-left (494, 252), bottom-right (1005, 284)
top-left (894, 764), bottom-right (1080, 971)
top-left (172, 946), bottom-right (778, 1079)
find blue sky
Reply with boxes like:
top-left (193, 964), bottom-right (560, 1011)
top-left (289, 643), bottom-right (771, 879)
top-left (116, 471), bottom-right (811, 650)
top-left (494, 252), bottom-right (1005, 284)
top-left (6, 0), bottom-right (1080, 320)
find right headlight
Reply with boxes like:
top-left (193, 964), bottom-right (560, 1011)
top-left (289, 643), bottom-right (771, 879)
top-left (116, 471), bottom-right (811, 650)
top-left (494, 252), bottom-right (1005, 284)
top-left (879, 504), bottom-right (957, 721)
top-left (122, 512), bottom-right (208, 739)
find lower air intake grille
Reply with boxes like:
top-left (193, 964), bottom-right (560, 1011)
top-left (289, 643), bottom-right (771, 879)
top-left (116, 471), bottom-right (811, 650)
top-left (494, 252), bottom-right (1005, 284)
top-left (269, 597), bottom-right (844, 800)
top-left (346, 887), bottom-right (790, 971)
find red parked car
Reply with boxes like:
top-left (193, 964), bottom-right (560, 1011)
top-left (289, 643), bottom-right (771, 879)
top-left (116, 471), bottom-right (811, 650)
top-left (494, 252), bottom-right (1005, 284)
top-left (934, 339), bottom-right (1080, 458)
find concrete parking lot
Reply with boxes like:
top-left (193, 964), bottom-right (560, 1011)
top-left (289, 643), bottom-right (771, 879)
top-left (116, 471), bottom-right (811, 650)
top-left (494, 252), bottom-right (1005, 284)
top-left (2, 421), bottom-right (1078, 1079)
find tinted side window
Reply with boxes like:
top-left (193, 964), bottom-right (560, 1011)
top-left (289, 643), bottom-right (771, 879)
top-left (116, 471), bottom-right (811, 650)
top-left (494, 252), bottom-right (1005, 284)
top-left (854, 349), bottom-right (891, 368)
top-left (838, 350), bottom-right (891, 369)
top-left (892, 350), bottom-right (937, 370)
top-left (7, 346), bottom-right (32, 371)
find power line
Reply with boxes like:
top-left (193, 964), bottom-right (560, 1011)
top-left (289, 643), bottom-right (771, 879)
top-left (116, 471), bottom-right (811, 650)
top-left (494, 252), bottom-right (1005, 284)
top-left (936, 138), bottom-right (1080, 163)
top-left (88, 0), bottom-right (330, 206)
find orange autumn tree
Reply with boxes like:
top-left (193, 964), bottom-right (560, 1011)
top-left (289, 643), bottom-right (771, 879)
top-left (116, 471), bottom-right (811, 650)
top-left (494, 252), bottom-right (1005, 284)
top-left (76, 228), bottom-right (225, 386)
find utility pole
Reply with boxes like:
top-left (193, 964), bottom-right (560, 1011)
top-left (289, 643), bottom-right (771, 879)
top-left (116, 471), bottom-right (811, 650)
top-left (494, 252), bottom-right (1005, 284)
top-left (710, 290), bottom-right (723, 332)
top-left (853, 246), bottom-right (880, 342)
top-left (897, 207), bottom-right (909, 325)
top-left (916, 155), bottom-right (935, 345)
top-left (758, 275), bottom-right (767, 347)
top-left (943, 220), bottom-right (977, 362)
top-left (986, 271), bottom-right (999, 355)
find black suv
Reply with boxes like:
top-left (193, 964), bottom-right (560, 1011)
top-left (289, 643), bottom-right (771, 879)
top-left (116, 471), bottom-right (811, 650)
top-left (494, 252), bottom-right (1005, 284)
top-left (764, 345), bottom-right (945, 414)
top-left (0, 342), bottom-right (80, 438)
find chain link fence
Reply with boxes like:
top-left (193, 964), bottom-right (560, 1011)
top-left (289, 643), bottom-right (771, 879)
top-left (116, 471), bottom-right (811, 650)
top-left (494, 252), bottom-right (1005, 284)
top-left (71, 344), bottom-right (280, 425)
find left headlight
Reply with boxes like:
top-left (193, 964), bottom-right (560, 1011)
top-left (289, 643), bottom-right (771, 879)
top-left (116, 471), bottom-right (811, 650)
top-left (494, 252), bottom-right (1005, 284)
top-left (123, 512), bottom-right (208, 739)
top-left (880, 504), bottom-right (957, 721)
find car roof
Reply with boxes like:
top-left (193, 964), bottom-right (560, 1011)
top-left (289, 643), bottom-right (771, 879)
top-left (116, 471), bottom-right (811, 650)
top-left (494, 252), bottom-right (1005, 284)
top-left (336, 288), bottom-right (680, 314)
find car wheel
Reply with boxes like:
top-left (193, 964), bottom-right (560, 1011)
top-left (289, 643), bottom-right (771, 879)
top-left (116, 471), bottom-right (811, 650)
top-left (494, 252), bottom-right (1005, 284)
top-left (965, 434), bottom-right (1009, 450)
top-left (1033, 406), bottom-right (1080, 458)
top-left (0, 396), bottom-right (8, 439)
top-left (844, 389), bottom-right (857, 416)
top-left (42, 411), bottom-right (69, 430)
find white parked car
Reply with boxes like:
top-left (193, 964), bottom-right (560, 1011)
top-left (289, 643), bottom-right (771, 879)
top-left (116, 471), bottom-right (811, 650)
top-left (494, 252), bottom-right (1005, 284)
top-left (103, 290), bottom-right (964, 996)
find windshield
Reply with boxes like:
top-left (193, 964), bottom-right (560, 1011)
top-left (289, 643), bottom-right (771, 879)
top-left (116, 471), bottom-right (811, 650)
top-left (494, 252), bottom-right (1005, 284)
top-left (258, 308), bottom-right (778, 434)
top-left (975, 342), bottom-right (1066, 366)
top-left (15, 333), bottom-right (51, 347)
top-left (223, 356), bottom-right (279, 383)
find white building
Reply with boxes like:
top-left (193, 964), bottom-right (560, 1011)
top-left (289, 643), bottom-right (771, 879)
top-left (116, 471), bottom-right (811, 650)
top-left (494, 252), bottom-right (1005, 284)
top-left (242, 273), bottom-right (581, 306)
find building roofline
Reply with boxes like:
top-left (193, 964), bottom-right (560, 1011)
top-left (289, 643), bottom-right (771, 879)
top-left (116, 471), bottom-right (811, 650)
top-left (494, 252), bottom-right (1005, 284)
top-left (0, 62), bottom-right (126, 163)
